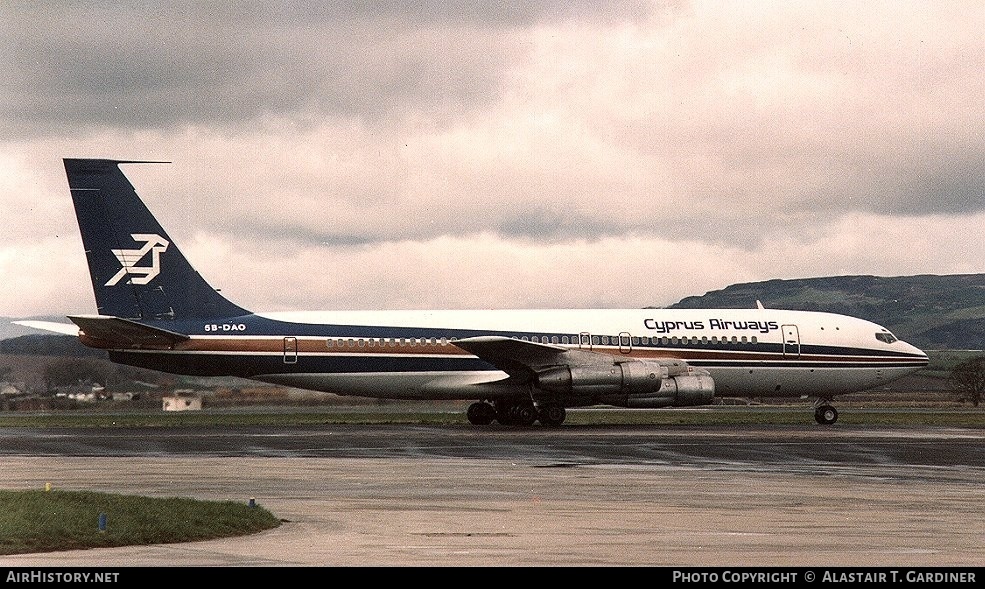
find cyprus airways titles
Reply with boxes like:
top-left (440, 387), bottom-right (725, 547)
top-left (644, 318), bottom-right (779, 334)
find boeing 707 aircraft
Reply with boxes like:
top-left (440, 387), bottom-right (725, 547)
top-left (18, 159), bottom-right (929, 426)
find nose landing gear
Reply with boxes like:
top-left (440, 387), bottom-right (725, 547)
top-left (814, 403), bottom-right (839, 425)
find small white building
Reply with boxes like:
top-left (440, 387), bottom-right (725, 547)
top-left (162, 393), bottom-right (202, 411)
top-left (0, 382), bottom-right (24, 396)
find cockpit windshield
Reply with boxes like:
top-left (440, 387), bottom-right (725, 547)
top-left (875, 332), bottom-right (898, 344)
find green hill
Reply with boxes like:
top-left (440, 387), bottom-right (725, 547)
top-left (669, 274), bottom-right (985, 351)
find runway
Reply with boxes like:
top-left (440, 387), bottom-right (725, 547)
top-left (2, 423), bottom-right (985, 566)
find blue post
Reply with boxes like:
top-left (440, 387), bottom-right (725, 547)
top-left (248, 497), bottom-right (256, 508)
top-left (98, 513), bottom-right (107, 532)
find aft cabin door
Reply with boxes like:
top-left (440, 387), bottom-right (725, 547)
top-left (283, 337), bottom-right (298, 364)
top-left (782, 325), bottom-right (800, 358)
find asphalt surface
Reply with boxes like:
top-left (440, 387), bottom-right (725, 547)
top-left (2, 423), bottom-right (985, 567)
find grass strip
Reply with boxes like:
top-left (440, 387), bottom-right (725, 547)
top-left (0, 489), bottom-right (280, 555)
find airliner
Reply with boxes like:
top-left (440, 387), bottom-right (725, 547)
top-left (17, 159), bottom-right (929, 426)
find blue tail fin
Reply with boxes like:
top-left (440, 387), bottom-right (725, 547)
top-left (65, 158), bottom-right (249, 321)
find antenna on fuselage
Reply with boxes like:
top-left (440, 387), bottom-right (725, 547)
top-left (756, 300), bottom-right (765, 309)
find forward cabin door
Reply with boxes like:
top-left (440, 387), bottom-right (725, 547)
top-left (618, 332), bottom-right (632, 354)
top-left (782, 325), bottom-right (800, 358)
top-left (578, 332), bottom-right (592, 350)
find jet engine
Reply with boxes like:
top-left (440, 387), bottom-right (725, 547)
top-left (535, 359), bottom-right (715, 408)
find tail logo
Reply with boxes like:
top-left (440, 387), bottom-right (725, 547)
top-left (105, 233), bottom-right (170, 286)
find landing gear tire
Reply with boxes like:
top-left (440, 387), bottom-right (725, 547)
top-left (537, 405), bottom-right (566, 427)
top-left (467, 402), bottom-right (496, 425)
top-left (513, 403), bottom-right (537, 426)
top-left (494, 400), bottom-right (537, 426)
top-left (815, 405), bottom-right (838, 425)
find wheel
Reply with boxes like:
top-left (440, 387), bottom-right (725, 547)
top-left (494, 400), bottom-right (515, 425)
top-left (495, 401), bottom-right (537, 426)
top-left (537, 405), bottom-right (566, 426)
top-left (814, 405), bottom-right (838, 425)
top-left (513, 403), bottom-right (537, 426)
top-left (467, 402), bottom-right (495, 425)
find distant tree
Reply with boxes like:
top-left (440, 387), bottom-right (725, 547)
top-left (105, 364), bottom-right (170, 388)
top-left (42, 358), bottom-right (110, 391)
top-left (949, 356), bottom-right (985, 407)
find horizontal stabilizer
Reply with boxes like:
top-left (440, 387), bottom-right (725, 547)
top-left (67, 315), bottom-right (189, 348)
top-left (12, 320), bottom-right (81, 336)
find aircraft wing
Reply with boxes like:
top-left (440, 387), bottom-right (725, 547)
top-left (453, 336), bottom-right (615, 381)
top-left (67, 315), bottom-right (189, 348)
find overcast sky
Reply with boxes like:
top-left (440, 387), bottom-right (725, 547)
top-left (1, 1), bottom-right (983, 318)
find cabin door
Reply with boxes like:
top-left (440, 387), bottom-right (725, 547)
top-left (782, 325), bottom-right (800, 358)
top-left (283, 337), bottom-right (298, 364)
top-left (578, 332), bottom-right (592, 350)
top-left (618, 332), bottom-right (632, 354)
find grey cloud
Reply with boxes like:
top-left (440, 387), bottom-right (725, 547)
top-left (1, 1), bottom-right (652, 135)
top-left (890, 149), bottom-right (985, 215)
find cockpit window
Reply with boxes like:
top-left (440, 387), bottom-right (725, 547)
top-left (875, 332), bottom-right (898, 344)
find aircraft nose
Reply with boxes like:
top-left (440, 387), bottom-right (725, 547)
top-left (904, 341), bottom-right (930, 365)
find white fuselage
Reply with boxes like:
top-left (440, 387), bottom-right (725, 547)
top-left (171, 307), bottom-right (929, 401)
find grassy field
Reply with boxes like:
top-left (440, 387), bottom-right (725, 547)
top-left (1, 401), bottom-right (984, 428)
top-left (0, 489), bottom-right (280, 556)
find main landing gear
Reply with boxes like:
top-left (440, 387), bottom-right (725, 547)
top-left (814, 403), bottom-right (839, 425)
top-left (467, 400), bottom-right (566, 427)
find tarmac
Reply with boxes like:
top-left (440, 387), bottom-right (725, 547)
top-left (2, 422), bottom-right (985, 567)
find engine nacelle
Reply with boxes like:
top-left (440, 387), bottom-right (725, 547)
top-left (535, 360), bottom-right (715, 408)
top-left (536, 360), bottom-right (669, 397)
top-left (619, 374), bottom-right (715, 408)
